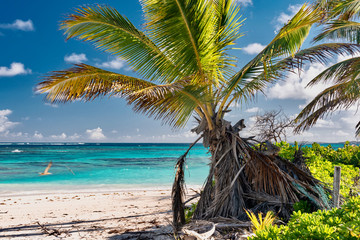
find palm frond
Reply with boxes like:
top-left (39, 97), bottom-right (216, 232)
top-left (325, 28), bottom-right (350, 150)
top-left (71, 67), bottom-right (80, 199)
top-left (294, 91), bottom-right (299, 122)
top-left (295, 79), bottom-right (360, 133)
top-left (256, 43), bottom-right (360, 83)
top-left (37, 64), bottom-right (154, 103)
top-left (307, 57), bottom-right (360, 86)
top-left (141, 0), bottom-right (242, 82)
top-left (38, 64), bottom-right (211, 128)
top-left (128, 83), bottom-right (211, 128)
top-left (314, 20), bottom-right (360, 43)
top-left (332, 0), bottom-right (360, 20)
top-left (220, 4), bottom-right (321, 110)
top-left (61, 5), bottom-right (179, 82)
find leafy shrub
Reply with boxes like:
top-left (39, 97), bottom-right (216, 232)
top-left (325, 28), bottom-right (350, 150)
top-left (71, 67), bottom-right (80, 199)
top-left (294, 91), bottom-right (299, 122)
top-left (292, 200), bottom-right (312, 213)
top-left (250, 196), bottom-right (360, 240)
top-left (276, 142), bottom-right (360, 198)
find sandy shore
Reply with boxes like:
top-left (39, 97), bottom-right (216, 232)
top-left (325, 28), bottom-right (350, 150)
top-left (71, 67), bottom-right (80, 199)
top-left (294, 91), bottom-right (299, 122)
top-left (0, 188), bottom-right (181, 239)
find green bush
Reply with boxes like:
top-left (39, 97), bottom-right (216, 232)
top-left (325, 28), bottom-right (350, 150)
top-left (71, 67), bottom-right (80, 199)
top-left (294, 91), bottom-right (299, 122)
top-left (276, 142), bottom-right (360, 198)
top-left (250, 196), bottom-right (360, 240)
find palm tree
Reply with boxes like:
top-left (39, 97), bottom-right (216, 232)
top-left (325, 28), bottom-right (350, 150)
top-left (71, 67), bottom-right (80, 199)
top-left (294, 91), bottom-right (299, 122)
top-left (38, 0), bottom-right (356, 226)
top-left (295, 0), bottom-right (360, 135)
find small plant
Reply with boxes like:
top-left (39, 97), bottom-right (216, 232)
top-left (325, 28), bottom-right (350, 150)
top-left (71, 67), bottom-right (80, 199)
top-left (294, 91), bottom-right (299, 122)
top-left (184, 202), bottom-right (197, 223)
top-left (245, 209), bottom-right (276, 233)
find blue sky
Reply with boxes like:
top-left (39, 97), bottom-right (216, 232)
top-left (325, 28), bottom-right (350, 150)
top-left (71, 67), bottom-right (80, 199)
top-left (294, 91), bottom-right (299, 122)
top-left (0, 0), bottom-right (358, 143)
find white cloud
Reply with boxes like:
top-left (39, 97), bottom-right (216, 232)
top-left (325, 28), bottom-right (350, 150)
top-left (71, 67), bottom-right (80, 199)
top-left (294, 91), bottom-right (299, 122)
top-left (44, 103), bottom-right (59, 108)
top-left (97, 57), bottom-right (125, 70)
top-left (50, 133), bottom-right (67, 140)
top-left (0, 109), bottom-right (19, 133)
top-left (313, 119), bottom-right (335, 128)
top-left (68, 133), bottom-right (81, 140)
top-left (242, 43), bottom-right (265, 54)
top-left (336, 52), bottom-right (360, 63)
top-left (0, 62), bottom-right (31, 77)
top-left (0, 19), bottom-right (34, 31)
top-left (86, 127), bottom-right (106, 140)
top-left (246, 107), bottom-right (261, 113)
top-left (33, 131), bottom-right (44, 139)
top-left (235, 0), bottom-right (252, 7)
top-left (64, 53), bottom-right (88, 63)
top-left (334, 130), bottom-right (350, 137)
top-left (275, 4), bottom-right (302, 31)
top-left (267, 62), bottom-right (331, 101)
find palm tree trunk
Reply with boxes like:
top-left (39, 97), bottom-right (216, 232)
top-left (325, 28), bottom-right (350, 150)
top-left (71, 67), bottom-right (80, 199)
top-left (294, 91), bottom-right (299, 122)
top-left (192, 119), bottom-right (332, 220)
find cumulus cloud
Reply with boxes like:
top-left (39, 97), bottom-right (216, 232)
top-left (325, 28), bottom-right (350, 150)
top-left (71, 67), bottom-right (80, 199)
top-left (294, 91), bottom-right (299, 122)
top-left (50, 133), bottom-right (67, 140)
top-left (97, 57), bottom-right (125, 70)
top-left (0, 109), bottom-right (19, 133)
top-left (246, 107), bottom-right (261, 113)
top-left (0, 19), bottom-right (34, 31)
top-left (64, 53), bottom-right (88, 63)
top-left (68, 133), bottom-right (81, 140)
top-left (267, 62), bottom-right (331, 101)
top-left (0, 62), bottom-right (31, 77)
top-left (33, 131), bottom-right (44, 140)
top-left (86, 127), bottom-right (106, 140)
top-left (274, 4), bottom-right (302, 31)
top-left (235, 0), bottom-right (252, 7)
top-left (242, 43), bottom-right (265, 54)
top-left (313, 119), bottom-right (335, 128)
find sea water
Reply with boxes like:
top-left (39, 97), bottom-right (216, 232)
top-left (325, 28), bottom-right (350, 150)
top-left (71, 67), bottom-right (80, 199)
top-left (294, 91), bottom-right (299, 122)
top-left (0, 142), bottom-right (352, 192)
top-left (0, 143), bottom-right (210, 192)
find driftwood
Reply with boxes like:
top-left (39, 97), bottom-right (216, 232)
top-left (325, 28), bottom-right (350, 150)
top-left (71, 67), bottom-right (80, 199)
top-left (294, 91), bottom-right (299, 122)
top-left (37, 222), bottom-right (68, 237)
top-left (182, 221), bottom-right (215, 240)
top-left (181, 218), bottom-right (252, 239)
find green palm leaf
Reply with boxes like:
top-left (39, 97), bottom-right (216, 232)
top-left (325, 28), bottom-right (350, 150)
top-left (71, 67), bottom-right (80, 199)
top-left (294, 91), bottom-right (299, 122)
top-left (295, 79), bottom-right (360, 134)
top-left (295, 57), bottom-right (360, 134)
top-left (314, 20), bottom-right (360, 43)
top-left (307, 56), bottom-right (360, 86)
top-left (332, 0), bottom-right (360, 20)
top-left (61, 5), bottom-right (180, 82)
top-left (128, 83), bottom-right (210, 128)
top-left (141, 0), bottom-right (242, 82)
top-left (220, 4), bottom-right (321, 112)
top-left (38, 64), bottom-right (210, 128)
top-left (38, 64), bottom-right (154, 102)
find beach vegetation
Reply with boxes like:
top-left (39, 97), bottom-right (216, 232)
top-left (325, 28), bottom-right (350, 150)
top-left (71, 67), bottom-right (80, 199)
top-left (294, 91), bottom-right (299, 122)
top-left (245, 209), bottom-right (276, 233)
top-left (250, 196), bottom-right (360, 240)
top-left (277, 142), bottom-right (360, 198)
top-left (36, 0), bottom-right (360, 228)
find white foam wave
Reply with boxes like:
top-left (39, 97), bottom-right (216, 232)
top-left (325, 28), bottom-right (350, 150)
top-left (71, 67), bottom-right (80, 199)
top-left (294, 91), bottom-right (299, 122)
top-left (11, 149), bottom-right (23, 153)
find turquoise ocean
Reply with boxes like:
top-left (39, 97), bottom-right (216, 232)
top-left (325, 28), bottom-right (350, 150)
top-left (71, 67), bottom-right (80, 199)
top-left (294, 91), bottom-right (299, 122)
top-left (0, 142), bottom-right (351, 193)
top-left (0, 143), bottom-right (211, 193)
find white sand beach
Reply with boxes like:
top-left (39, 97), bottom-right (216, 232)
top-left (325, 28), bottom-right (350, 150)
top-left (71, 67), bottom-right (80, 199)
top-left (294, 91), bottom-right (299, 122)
top-left (0, 188), bottom-right (179, 239)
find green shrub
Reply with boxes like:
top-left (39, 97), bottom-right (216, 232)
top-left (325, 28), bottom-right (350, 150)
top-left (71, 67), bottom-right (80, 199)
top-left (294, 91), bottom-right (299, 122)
top-left (250, 196), bottom-right (360, 240)
top-left (292, 200), bottom-right (312, 213)
top-left (276, 142), bottom-right (360, 198)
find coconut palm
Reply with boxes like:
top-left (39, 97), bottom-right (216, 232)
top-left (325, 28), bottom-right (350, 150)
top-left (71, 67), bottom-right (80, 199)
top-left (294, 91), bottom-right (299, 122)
top-left (295, 0), bottom-right (360, 135)
top-left (38, 0), bottom-right (357, 226)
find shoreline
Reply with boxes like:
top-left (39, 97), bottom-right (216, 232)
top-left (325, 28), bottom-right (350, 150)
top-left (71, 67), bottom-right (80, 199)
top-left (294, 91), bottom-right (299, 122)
top-left (0, 183), bottom-right (203, 197)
